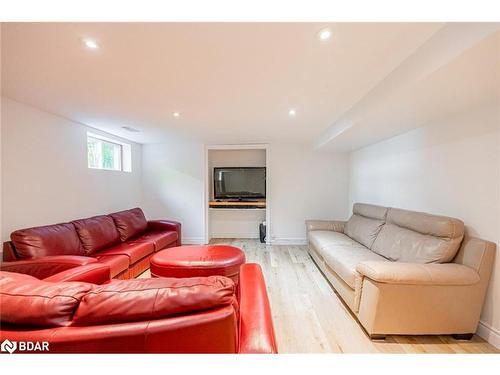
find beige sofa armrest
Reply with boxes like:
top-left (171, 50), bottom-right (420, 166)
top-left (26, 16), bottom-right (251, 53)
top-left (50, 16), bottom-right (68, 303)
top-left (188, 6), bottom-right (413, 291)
top-left (356, 261), bottom-right (480, 286)
top-left (305, 220), bottom-right (345, 233)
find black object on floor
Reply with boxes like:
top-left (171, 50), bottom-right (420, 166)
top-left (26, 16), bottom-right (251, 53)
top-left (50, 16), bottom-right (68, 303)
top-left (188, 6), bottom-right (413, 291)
top-left (259, 223), bottom-right (266, 243)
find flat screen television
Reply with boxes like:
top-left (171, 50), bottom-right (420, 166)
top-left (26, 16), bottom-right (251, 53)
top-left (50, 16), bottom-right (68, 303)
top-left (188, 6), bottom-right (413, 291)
top-left (214, 167), bottom-right (266, 200)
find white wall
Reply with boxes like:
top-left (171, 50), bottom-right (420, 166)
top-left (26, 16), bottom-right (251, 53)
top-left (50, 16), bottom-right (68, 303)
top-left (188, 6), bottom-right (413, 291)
top-left (349, 104), bottom-right (500, 347)
top-left (208, 149), bottom-right (266, 239)
top-left (270, 142), bottom-right (350, 243)
top-left (1, 27), bottom-right (3, 244)
top-left (141, 137), bottom-right (206, 244)
top-left (142, 140), bottom-right (350, 245)
top-left (1, 97), bottom-right (143, 240)
top-left (209, 209), bottom-right (266, 239)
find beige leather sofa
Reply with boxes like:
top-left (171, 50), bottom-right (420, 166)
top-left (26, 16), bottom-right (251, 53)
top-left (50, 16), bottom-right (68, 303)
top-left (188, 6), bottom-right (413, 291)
top-left (306, 203), bottom-right (496, 339)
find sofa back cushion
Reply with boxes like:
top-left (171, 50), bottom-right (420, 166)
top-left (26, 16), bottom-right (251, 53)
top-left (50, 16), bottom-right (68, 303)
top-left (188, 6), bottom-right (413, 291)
top-left (72, 215), bottom-right (121, 255)
top-left (110, 208), bottom-right (148, 241)
top-left (0, 271), bottom-right (93, 327)
top-left (72, 276), bottom-right (236, 326)
top-left (371, 207), bottom-right (465, 263)
top-left (344, 203), bottom-right (388, 249)
top-left (11, 223), bottom-right (85, 259)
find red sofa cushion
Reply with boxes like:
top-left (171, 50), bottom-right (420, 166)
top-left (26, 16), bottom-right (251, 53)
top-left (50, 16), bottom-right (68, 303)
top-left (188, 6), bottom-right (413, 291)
top-left (72, 276), bottom-right (236, 326)
top-left (72, 215), bottom-right (120, 255)
top-left (94, 255), bottom-right (129, 278)
top-left (11, 223), bottom-right (85, 259)
top-left (96, 241), bottom-right (154, 264)
top-left (0, 271), bottom-right (93, 327)
top-left (130, 231), bottom-right (178, 251)
top-left (110, 208), bottom-right (148, 241)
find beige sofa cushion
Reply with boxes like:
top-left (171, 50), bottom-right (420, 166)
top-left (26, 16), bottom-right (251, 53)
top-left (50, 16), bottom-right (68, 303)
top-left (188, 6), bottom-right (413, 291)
top-left (309, 231), bottom-right (359, 252)
top-left (356, 261), bottom-right (480, 286)
top-left (350, 203), bottom-right (388, 221)
top-left (320, 243), bottom-right (389, 289)
top-left (344, 203), bottom-right (388, 249)
top-left (372, 208), bottom-right (465, 263)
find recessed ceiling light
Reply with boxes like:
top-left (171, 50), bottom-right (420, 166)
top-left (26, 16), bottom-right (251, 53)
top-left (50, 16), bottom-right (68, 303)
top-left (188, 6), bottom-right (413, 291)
top-left (121, 126), bottom-right (140, 133)
top-left (172, 112), bottom-right (181, 118)
top-left (82, 38), bottom-right (99, 49)
top-left (318, 28), bottom-right (332, 41)
top-left (288, 109), bottom-right (296, 117)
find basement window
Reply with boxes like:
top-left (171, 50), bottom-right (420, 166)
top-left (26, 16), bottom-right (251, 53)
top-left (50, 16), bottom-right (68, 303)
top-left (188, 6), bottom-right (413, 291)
top-left (87, 132), bottom-right (132, 172)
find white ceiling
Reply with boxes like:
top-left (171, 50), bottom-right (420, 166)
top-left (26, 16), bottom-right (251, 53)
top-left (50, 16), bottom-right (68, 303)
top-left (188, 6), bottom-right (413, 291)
top-left (1, 22), bottom-right (445, 145)
top-left (316, 23), bottom-right (500, 151)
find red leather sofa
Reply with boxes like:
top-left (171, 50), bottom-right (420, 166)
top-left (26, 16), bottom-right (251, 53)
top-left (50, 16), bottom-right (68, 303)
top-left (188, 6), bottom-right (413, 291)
top-left (0, 263), bottom-right (277, 353)
top-left (2, 208), bottom-right (181, 279)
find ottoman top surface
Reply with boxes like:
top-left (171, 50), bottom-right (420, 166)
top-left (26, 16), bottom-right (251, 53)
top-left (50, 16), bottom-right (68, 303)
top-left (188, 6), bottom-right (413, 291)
top-left (151, 245), bottom-right (246, 269)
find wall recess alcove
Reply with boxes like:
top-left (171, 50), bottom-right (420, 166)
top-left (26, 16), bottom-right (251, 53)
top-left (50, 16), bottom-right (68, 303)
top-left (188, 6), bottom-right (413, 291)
top-left (204, 144), bottom-right (270, 244)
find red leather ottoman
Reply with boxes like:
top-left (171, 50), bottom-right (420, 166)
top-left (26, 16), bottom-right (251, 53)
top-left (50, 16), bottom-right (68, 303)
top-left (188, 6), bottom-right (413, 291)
top-left (150, 245), bottom-right (246, 283)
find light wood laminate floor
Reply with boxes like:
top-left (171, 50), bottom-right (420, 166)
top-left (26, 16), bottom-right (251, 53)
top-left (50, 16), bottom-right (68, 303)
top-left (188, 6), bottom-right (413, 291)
top-left (140, 239), bottom-right (499, 353)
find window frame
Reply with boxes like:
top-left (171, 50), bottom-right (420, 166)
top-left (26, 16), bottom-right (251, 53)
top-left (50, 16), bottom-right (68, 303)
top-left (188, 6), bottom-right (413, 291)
top-left (87, 132), bottom-right (129, 172)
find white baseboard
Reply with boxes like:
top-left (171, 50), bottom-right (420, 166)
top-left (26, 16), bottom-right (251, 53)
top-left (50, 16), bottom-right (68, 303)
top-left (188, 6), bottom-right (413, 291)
top-left (210, 232), bottom-right (259, 239)
top-left (270, 237), bottom-right (307, 245)
top-left (477, 320), bottom-right (500, 349)
top-left (181, 237), bottom-right (205, 245)
top-left (203, 235), bottom-right (307, 245)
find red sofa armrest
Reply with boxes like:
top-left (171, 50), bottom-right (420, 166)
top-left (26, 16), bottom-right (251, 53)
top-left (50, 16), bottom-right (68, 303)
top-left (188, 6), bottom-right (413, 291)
top-left (238, 263), bottom-right (278, 354)
top-left (148, 220), bottom-right (181, 246)
top-left (3, 242), bottom-right (18, 261)
top-left (44, 263), bottom-right (111, 284)
top-left (0, 256), bottom-right (98, 280)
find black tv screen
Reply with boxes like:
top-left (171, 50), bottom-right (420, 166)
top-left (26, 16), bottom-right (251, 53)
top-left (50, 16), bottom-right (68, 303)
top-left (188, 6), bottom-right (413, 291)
top-left (214, 167), bottom-right (266, 199)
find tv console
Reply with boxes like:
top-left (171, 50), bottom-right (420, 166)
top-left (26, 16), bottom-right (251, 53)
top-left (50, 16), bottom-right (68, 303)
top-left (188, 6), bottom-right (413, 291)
top-left (209, 200), bottom-right (266, 209)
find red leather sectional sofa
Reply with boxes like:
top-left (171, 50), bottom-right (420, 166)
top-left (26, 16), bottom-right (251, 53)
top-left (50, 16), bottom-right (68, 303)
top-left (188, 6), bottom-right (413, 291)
top-left (2, 208), bottom-right (181, 279)
top-left (0, 263), bottom-right (277, 353)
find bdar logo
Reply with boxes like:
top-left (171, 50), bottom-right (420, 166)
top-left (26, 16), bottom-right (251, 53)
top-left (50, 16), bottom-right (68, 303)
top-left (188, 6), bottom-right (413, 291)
top-left (0, 340), bottom-right (49, 353)
top-left (1, 339), bottom-right (17, 354)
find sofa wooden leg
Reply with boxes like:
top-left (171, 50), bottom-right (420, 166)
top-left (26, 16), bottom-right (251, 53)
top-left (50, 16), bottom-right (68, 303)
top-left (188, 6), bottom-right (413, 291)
top-left (370, 334), bottom-right (386, 341)
top-left (452, 333), bottom-right (474, 340)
